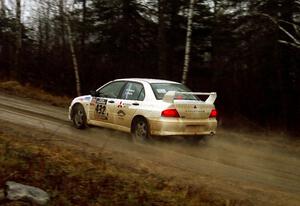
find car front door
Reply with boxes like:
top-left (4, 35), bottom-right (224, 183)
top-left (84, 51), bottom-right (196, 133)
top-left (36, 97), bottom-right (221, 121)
top-left (114, 82), bottom-right (145, 128)
top-left (89, 81), bottom-right (126, 125)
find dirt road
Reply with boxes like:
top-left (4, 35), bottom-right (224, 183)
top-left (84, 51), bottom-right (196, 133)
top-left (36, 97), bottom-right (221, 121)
top-left (0, 92), bottom-right (299, 206)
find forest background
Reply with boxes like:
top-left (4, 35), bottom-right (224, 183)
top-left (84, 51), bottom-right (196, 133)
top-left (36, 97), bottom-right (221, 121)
top-left (0, 0), bottom-right (299, 135)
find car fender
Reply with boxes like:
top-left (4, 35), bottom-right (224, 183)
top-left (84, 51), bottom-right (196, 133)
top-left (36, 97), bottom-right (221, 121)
top-left (69, 95), bottom-right (92, 120)
top-left (130, 100), bottom-right (171, 127)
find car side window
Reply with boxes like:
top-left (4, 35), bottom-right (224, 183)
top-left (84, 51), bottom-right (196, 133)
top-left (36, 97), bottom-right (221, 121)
top-left (121, 82), bottom-right (145, 101)
top-left (98, 81), bottom-right (126, 98)
top-left (137, 88), bottom-right (145, 101)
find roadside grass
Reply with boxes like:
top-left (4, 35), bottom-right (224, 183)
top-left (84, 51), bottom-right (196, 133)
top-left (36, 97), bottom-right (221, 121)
top-left (0, 81), bottom-right (70, 107)
top-left (0, 130), bottom-right (246, 206)
top-left (0, 132), bottom-right (181, 205)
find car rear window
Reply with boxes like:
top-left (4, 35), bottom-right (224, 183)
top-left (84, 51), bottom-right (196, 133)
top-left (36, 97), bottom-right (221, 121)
top-left (151, 83), bottom-right (198, 100)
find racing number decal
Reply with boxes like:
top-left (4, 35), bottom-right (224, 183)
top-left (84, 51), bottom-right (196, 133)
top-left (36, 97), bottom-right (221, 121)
top-left (95, 98), bottom-right (108, 120)
top-left (96, 103), bottom-right (106, 115)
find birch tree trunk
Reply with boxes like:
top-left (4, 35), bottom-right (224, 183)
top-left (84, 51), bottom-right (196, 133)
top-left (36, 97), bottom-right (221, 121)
top-left (66, 15), bottom-right (81, 96)
top-left (181, 0), bottom-right (195, 85)
top-left (59, 0), bottom-right (80, 96)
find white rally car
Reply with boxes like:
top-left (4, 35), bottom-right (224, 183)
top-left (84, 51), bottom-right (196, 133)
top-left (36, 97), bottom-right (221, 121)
top-left (69, 78), bottom-right (217, 142)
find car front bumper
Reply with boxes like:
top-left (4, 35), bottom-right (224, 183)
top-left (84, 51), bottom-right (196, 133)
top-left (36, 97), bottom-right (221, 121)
top-left (148, 117), bottom-right (217, 136)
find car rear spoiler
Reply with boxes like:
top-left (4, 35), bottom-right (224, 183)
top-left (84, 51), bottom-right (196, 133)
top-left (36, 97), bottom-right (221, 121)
top-left (162, 91), bottom-right (217, 104)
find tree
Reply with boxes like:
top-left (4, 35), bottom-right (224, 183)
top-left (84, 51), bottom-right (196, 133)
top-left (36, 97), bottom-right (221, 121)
top-left (181, 0), bottom-right (195, 84)
top-left (61, 0), bottom-right (81, 96)
top-left (157, 0), bottom-right (168, 79)
top-left (250, 0), bottom-right (300, 48)
top-left (13, 0), bottom-right (22, 81)
top-left (0, 1), bottom-right (14, 78)
top-left (0, 0), bottom-right (5, 16)
top-left (81, 0), bottom-right (87, 52)
top-left (90, 0), bottom-right (158, 82)
top-left (248, 0), bottom-right (300, 131)
top-left (66, 13), bottom-right (81, 96)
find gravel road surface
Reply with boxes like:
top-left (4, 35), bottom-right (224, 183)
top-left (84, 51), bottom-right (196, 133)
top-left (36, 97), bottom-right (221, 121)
top-left (0, 92), bottom-right (299, 206)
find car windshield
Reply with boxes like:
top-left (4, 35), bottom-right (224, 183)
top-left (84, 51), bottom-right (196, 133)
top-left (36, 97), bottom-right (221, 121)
top-left (151, 83), bottom-right (199, 100)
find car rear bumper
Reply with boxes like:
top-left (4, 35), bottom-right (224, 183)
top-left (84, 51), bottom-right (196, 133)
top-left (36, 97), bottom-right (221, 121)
top-left (148, 117), bottom-right (217, 136)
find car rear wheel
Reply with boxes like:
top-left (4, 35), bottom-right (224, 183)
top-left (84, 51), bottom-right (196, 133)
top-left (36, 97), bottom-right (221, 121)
top-left (132, 118), bottom-right (150, 143)
top-left (72, 104), bottom-right (87, 129)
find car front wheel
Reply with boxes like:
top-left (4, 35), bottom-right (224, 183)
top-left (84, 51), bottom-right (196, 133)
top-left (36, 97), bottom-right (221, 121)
top-left (72, 104), bottom-right (87, 129)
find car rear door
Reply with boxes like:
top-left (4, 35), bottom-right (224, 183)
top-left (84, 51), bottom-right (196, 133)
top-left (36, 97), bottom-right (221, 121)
top-left (114, 82), bottom-right (145, 128)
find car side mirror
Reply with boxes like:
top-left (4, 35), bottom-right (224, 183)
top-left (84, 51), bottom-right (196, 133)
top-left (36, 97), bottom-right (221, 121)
top-left (90, 90), bottom-right (98, 97)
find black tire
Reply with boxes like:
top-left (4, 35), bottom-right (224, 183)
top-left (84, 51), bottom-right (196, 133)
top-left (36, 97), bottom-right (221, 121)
top-left (72, 104), bottom-right (87, 129)
top-left (131, 118), bottom-right (150, 143)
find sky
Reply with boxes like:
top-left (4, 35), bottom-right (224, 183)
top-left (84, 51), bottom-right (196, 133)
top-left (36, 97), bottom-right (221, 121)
top-left (2, 0), bottom-right (35, 22)
top-left (2, 0), bottom-right (216, 24)
top-left (3, 0), bottom-right (77, 24)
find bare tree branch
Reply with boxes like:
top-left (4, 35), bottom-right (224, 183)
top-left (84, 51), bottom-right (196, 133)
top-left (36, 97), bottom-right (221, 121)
top-left (279, 25), bottom-right (300, 45)
top-left (256, 12), bottom-right (277, 24)
top-left (278, 40), bottom-right (300, 49)
top-left (255, 12), bottom-right (300, 49)
top-left (279, 19), bottom-right (300, 36)
top-left (279, 19), bottom-right (300, 28)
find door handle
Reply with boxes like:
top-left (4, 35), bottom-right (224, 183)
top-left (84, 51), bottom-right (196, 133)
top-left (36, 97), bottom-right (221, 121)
top-left (132, 102), bottom-right (139, 106)
top-left (108, 100), bottom-right (115, 103)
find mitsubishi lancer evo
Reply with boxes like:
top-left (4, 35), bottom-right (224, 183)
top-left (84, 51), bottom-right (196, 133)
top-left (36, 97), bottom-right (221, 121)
top-left (69, 78), bottom-right (217, 142)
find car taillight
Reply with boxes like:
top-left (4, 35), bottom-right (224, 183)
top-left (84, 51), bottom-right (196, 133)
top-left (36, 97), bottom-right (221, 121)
top-left (209, 109), bottom-right (217, 118)
top-left (161, 109), bottom-right (180, 118)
